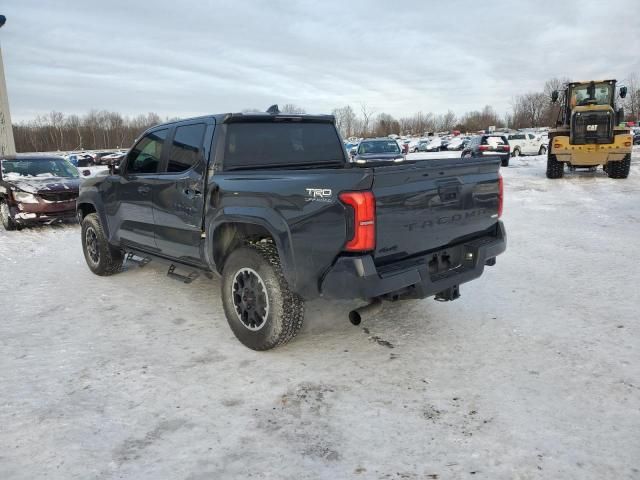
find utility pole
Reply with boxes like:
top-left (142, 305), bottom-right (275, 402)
top-left (0, 15), bottom-right (16, 157)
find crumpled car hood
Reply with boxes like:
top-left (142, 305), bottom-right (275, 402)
top-left (8, 177), bottom-right (80, 194)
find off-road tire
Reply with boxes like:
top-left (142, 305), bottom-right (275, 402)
top-left (501, 158), bottom-right (509, 167)
top-left (539, 145), bottom-right (547, 155)
top-left (512, 148), bottom-right (521, 157)
top-left (546, 154), bottom-right (564, 179)
top-left (221, 242), bottom-right (304, 351)
top-left (81, 213), bottom-right (123, 276)
top-left (606, 155), bottom-right (631, 179)
top-left (0, 200), bottom-right (17, 231)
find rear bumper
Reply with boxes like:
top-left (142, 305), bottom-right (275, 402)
top-left (320, 222), bottom-right (506, 300)
top-left (551, 134), bottom-right (632, 165)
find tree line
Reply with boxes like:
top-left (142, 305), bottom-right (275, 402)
top-left (13, 111), bottom-right (169, 153)
top-left (12, 75), bottom-right (640, 153)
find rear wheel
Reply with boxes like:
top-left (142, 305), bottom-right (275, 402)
top-left (81, 213), bottom-right (123, 275)
top-left (539, 145), bottom-right (547, 155)
top-left (462, 152), bottom-right (472, 158)
top-left (606, 155), bottom-right (631, 179)
top-left (546, 154), bottom-right (564, 179)
top-left (501, 157), bottom-right (509, 167)
top-left (221, 242), bottom-right (304, 350)
top-left (0, 200), bottom-right (17, 231)
top-left (512, 148), bottom-right (521, 157)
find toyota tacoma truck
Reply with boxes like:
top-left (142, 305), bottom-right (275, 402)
top-left (77, 108), bottom-right (506, 350)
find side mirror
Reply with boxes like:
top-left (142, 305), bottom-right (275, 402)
top-left (617, 107), bottom-right (625, 125)
top-left (551, 90), bottom-right (559, 103)
top-left (620, 86), bottom-right (628, 99)
top-left (109, 157), bottom-right (124, 175)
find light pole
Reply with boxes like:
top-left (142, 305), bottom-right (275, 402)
top-left (0, 14), bottom-right (16, 157)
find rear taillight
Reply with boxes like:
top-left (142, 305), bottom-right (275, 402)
top-left (478, 145), bottom-right (488, 151)
top-left (339, 191), bottom-right (375, 252)
top-left (498, 174), bottom-right (504, 218)
top-left (501, 145), bottom-right (510, 151)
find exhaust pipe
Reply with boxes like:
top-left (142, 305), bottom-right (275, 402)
top-left (349, 299), bottom-right (383, 326)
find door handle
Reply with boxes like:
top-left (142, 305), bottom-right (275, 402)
top-left (183, 188), bottom-right (202, 198)
top-left (138, 186), bottom-right (150, 195)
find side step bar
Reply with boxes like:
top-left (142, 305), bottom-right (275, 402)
top-left (167, 264), bottom-right (200, 284)
top-left (125, 252), bottom-right (151, 268)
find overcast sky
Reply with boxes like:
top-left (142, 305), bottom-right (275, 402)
top-left (1, 0), bottom-right (639, 122)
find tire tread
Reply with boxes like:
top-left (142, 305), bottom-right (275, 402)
top-left (606, 155), bottom-right (631, 179)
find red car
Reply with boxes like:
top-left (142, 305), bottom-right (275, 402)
top-left (0, 154), bottom-right (80, 230)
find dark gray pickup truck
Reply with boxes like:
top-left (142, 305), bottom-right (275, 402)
top-left (77, 109), bottom-right (506, 350)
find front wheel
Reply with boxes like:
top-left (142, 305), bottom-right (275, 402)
top-left (512, 148), bottom-right (521, 157)
top-left (539, 145), bottom-right (547, 155)
top-left (501, 158), bottom-right (509, 167)
top-left (221, 242), bottom-right (304, 350)
top-left (81, 213), bottom-right (123, 275)
top-left (0, 200), bottom-right (18, 231)
top-left (462, 152), bottom-right (472, 158)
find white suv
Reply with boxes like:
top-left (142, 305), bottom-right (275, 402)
top-left (507, 132), bottom-right (547, 157)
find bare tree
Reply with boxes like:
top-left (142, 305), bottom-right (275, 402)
top-left (359, 103), bottom-right (376, 137)
top-left (372, 113), bottom-right (400, 137)
top-left (280, 104), bottom-right (306, 114)
top-left (622, 73), bottom-right (640, 123)
top-left (331, 105), bottom-right (357, 138)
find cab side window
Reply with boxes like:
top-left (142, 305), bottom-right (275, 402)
top-left (166, 124), bottom-right (206, 173)
top-left (127, 129), bottom-right (168, 174)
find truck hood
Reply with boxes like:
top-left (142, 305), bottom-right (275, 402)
top-left (8, 177), bottom-right (81, 195)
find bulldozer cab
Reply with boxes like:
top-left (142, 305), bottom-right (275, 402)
top-left (569, 81), bottom-right (613, 108)
top-left (554, 80), bottom-right (624, 127)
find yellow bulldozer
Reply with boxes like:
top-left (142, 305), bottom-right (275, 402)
top-left (547, 79), bottom-right (633, 179)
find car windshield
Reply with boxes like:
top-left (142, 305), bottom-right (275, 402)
top-left (1, 158), bottom-right (79, 178)
top-left (358, 140), bottom-right (400, 154)
top-left (570, 82), bottom-right (613, 107)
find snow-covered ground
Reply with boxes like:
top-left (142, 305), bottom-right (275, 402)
top-left (1, 151), bottom-right (640, 479)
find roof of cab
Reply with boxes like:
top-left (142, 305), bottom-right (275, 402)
top-left (147, 112), bottom-right (336, 130)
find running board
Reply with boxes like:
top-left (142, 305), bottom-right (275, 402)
top-left (126, 252), bottom-right (151, 268)
top-left (167, 264), bottom-right (199, 284)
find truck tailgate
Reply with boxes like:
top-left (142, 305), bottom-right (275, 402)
top-left (371, 158), bottom-right (501, 264)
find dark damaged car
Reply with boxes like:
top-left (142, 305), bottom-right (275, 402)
top-left (0, 154), bottom-right (80, 230)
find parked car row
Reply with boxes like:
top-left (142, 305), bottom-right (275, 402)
top-left (64, 150), bottom-right (128, 167)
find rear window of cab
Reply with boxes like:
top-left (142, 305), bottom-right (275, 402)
top-left (223, 122), bottom-right (345, 169)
